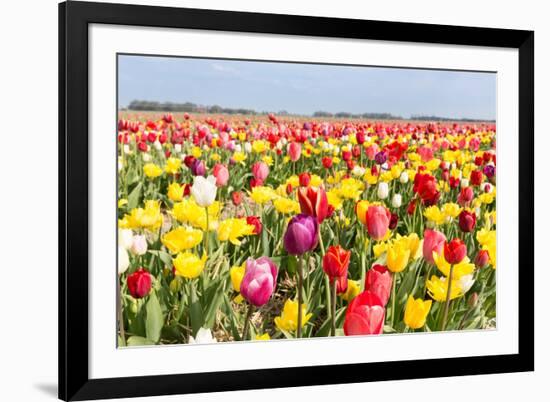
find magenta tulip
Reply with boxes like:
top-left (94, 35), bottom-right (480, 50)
top-left (240, 257), bottom-right (278, 307)
top-left (283, 214), bottom-right (319, 255)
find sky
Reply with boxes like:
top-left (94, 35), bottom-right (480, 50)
top-left (118, 54), bottom-right (496, 120)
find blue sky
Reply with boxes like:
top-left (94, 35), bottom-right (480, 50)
top-left (118, 55), bottom-right (496, 120)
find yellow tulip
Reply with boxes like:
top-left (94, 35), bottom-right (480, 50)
top-left (173, 252), bottom-right (207, 279)
top-left (426, 275), bottom-right (463, 302)
top-left (340, 279), bottom-right (360, 301)
top-left (255, 333), bottom-right (271, 341)
top-left (355, 200), bottom-right (369, 225)
top-left (230, 263), bottom-right (246, 292)
top-left (119, 200), bottom-right (163, 230)
top-left (167, 182), bottom-right (184, 202)
top-left (274, 299), bottom-right (312, 332)
top-left (386, 242), bottom-right (410, 273)
top-left (165, 157), bottom-right (181, 174)
top-left (162, 226), bottom-right (203, 254)
top-left (404, 296), bottom-right (432, 329)
top-left (250, 186), bottom-right (277, 205)
top-left (217, 218), bottom-right (255, 245)
top-left (273, 197), bottom-right (300, 214)
top-left (424, 206), bottom-right (446, 226)
top-left (143, 163), bottom-right (163, 178)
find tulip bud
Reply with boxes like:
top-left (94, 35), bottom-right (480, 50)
top-left (474, 249), bottom-right (490, 268)
top-left (240, 257), bottom-right (278, 307)
top-left (399, 171), bottom-right (409, 184)
top-left (468, 292), bottom-right (479, 308)
top-left (444, 238), bottom-right (467, 264)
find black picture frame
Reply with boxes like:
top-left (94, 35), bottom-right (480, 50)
top-left (59, 1), bottom-right (534, 400)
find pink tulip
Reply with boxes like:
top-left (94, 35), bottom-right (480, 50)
top-left (366, 205), bottom-right (391, 241)
top-left (252, 161), bottom-right (270, 182)
top-left (212, 163), bottom-right (229, 187)
top-left (240, 257), bottom-right (278, 307)
top-left (366, 144), bottom-right (380, 160)
top-left (288, 142), bottom-right (302, 162)
top-left (365, 264), bottom-right (392, 306)
top-left (422, 229), bottom-right (447, 264)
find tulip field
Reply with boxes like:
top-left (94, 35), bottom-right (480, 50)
top-left (117, 112), bottom-right (496, 346)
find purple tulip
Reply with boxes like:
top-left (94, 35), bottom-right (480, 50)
top-left (240, 257), bottom-right (278, 307)
top-left (483, 164), bottom-right (495, 179)
top-left (283, 214), bottom-right (319, 255)
top-left (191, 159), bottom-right (206, 176)
top-left (375, 151), bottom-right (388, 165)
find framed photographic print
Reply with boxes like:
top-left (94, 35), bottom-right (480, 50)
top-left (59, 1), bottom-right (534, 400)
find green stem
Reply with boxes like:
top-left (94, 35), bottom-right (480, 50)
top-left (331, 279), bottom-right (337, 336)
top-left (242, 303), bottom-right (254, 341)
top-left (118, 280), bottom-right (126, 347)
top-left (204, 207), bottom-right (210, 256)
top-left (297, 254), bottom-right (304, 338)
top-left (391, 272), bottom-right (397, 328)
top-left (441, 264), bottom-right (455, 331)
top-left (318, 230), bottom-right (331, 320)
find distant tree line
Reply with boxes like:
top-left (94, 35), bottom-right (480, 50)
top-left (127, 100), bottom-right (258, 115)
top-left (313, 111), bottom-right (403, 120)
top-left (125, 100), bottom-right (494, 122)
top-left (410, 115), bottom-right (495, 123)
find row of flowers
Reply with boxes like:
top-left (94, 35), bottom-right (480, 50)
top-left (116, 112), bottom-right (496, 345)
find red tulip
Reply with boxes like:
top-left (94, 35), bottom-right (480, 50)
top-left (413, 173), bottom-right (440, 206)
top-left (458, 186), bottom-right (474, 206)
top-left (423, 229), bottom-right (447, 264)
top-left (407, 199), bottom-right (417, 216)
top-left (366, 205), bottom-right (391, 240)
top-left (470, 170), bottom-right (483, 186)
top-left (127, 268), bottom-right (152, 299)
top-left (343, 291), bottom-right (385, 336)
top-left (458, 210), bottom-right (476, 232)
top-left (322, 156), bottom-right (333, 169)
top-left (322, 245), bottom-right (351, 282)
top-left (297, 186), bottom-right (329, 223)
top-left (231, 191), bottom-right (243, 206)
top-left (336, 275), bottom-right (348, 294)
top-left (137, 142), bottom-right (148, 152)
top-left (365, 264), bottom-right (392, 306)
top-left (444, 238), bottom-right (467, 264)
top-left (299, 172), bottom-right (311, 187)
top-left (246, 216), bottom-right (263, 235)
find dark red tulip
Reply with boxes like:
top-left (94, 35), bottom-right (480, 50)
top-left (458, 210), bottom-right (477, 232)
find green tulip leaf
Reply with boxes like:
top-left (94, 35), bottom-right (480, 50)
top-left (145, 292), bottom-right (164, 343)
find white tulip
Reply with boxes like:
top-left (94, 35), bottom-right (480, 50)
top-left (234, 144), bottom-right (242, 153)
top-left (461, 179), bottom-right (469, 188)
top-left (142, 153), bottom-right (151, 162)
top-left (153, 140), bottom-right (162, 151)
top-left (188, 327), bottom-right (217, 344)
top-left (458, 274), bottom-right (475, 294)
top-left (381, 162), bottom-right (389, 171)
top-left (399, 172), bottom-right (409, 184)
top-left (123, 144), bottom-right (131, 154)
top-left (377, 182), bottom-right (389, 200)
top-left (191, 175), bottom-right (217, 207)
top-left (118, 245), bottom-right (130, 275)
top-left (391, 193), bottom-right (402, 208)
top-left (118, 229), bottom-right (134, 250)
top-left (130, 235), bottom-right (148, 256)
top-left (244, 142), bottom-right (252, 153)
top-left (174, 144), bottom-right (182, 153)
top-left (352, 166), bottom-right (365, 177)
